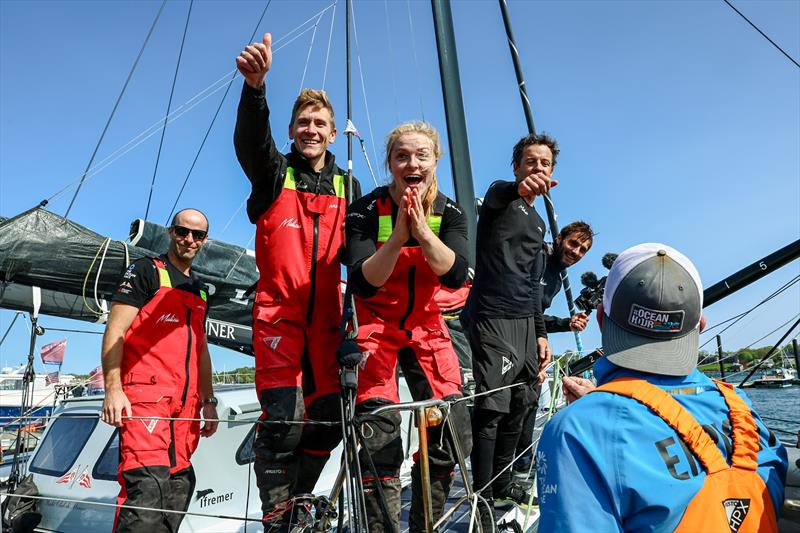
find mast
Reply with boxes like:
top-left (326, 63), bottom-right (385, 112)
top-left (498, 0), bottom-right (584, 352)
top-left (431, 0), bottom-right (477, 266)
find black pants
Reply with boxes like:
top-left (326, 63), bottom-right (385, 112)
top-left (515, 404), bottom-right (538, 467)
top-left (114, 465), bottom-right (195, 533)
top-left (254, 389), bottom-right (342, 528)
top-left (467, 315), bottom-right (539, 502)
top-left (443, 313), bottom-right (476, 400)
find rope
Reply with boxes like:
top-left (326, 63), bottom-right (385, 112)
top-left (145, 0), bottom-right (194, 222)
top-left (81, 238), bottom-right (113, 317)
top-left (0, 413), bottom-right (339, 427)
top-left (165, 0), bottom-right (274, 225)
top-left (722, 0), bottom-right (800, 69)
top-left (63, 0), bottom-right (167, 217)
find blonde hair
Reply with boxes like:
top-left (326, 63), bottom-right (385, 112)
top-left (290, 89), bottom-right (335, 129)
top-left (385, 121), bottom-right (442, 215)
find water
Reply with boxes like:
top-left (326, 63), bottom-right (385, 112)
top-left (744, 385), bottom-right (800, 445)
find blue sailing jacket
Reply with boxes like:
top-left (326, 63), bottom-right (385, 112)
top-left (536, 358), bottom-right (788, 532)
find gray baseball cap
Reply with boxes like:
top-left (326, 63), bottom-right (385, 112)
top-left (602, 243), bottom-right (703, 376)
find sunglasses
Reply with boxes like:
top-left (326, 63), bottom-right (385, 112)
top-left (171, 225), bottom-right (208, 241)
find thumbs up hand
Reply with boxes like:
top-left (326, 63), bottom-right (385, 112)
top-left (236, 32), bottom-right (273, 89)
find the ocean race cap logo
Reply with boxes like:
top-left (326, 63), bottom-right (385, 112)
top-left (723, 498), bottom-right (750, 532)
top-left (627, 304), bottom-right (684, 334)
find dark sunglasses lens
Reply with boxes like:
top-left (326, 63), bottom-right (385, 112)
top-left (172, 226), bottom-right (206, 240)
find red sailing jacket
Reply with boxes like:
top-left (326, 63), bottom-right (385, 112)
top-left (254, 166), bottom-right (347, 326)
top-left (356, 196), bottom-right (444, 329)
top-left (121, 258), bottom-right (208, 401)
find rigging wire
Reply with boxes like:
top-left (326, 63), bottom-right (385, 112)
top-left (0, 312), bottom-right (22, 348)
top-left (39, 327), bottom-right (104, 335)
top-left (699, 273), bottom-right (800, 349)
top-left (384, 0), bottom-right (401, 124)
top-left (46, 71), bottom-right (236, 205)
top-left (46, 3), bottom-right (332, 209)
top-left (698, 311), bottom-right (800, 366)
top-left (406, 0), bottom-right (426, 120)
top-left (164, 0), bottom-right (274, 225)
top-left (349, 1), bottom-right (385, 184)
top-left (722, 0), bottom-right (800, 69)
top-left (739, 316), bottom-right (800, 386)
top-left (298, 10), bottom-right (325, 94)
top-left (63, 0), bottom-right (167, 218)
top-left (321, 1), bottom-right (338, 90)
top-left (145, 0), bottom-right (194, 222)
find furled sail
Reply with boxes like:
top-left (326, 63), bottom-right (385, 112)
top-left (0, 208), bottom-right (256, 354)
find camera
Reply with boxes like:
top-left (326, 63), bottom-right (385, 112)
top-left (574, 273), bottom-right (606, 313)
top-left (573, 253), bottom-right (617, 313)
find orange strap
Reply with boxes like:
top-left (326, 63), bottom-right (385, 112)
top-left (595, 378), bottom-right (730, 474)
top-left (711, 380), bottom-right (759, 470)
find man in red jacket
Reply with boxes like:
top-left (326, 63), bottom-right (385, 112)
top-left (102, 208), bottom-right (218, 533)
top-left (235, 33), bottom-right (360, 530)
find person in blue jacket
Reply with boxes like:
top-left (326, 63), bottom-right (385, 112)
top-left (537, 242), bottom-right (787, 532)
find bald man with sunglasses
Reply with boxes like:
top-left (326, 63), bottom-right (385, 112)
top-left (101, 208), bottom-right (218, 533)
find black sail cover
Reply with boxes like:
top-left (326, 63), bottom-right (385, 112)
top-left (0, 208), bottom-right (256, 354)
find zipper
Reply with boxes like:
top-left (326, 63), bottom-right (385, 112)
top-left (398, 266), bottom-right (416, 331)
top-left (181, 308), bottom-right (192, 404)
top-left (305, 170), bottom-right (324, 324)
top-left (307, 213), bottom-right (320, 324)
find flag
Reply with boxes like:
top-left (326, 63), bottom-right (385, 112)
top-left (45, 371), bottom-right (60, 385)
top-left (88, 365), bottom-right (104, 390)
top-left (56, 470), bottom-right (75, 484)
top-left (40, 339), bottom-right (67, 364)
top-left (78, 471), bottom-right (92, 489)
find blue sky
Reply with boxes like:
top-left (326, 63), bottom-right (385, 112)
top-left (1, 0), bottom-right (798, 375)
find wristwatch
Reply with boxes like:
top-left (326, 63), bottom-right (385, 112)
top-left (202, 396), bottom-right (218, 406)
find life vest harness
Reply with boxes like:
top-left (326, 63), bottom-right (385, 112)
top-left (357, 195), bottom-right (444, 330)
top-left (122, 258), bottom-right (207, 403)
top-left (376, 196), bottom-right (441, 245)
top-left (595, 377), bottom-right (777, 533)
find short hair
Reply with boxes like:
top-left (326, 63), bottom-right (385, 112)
top-left (384, 121), bottom-right (443, 215)
top-left (290, 89), bottom-right (335, 129)
top-left (558, 220), bottom-right (594, 244)
top-left (171, 208), bottom-right (209, 231)
top-left (511, 132), bottom-right (560, 168)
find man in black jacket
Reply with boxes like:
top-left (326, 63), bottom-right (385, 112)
top-left (235, 32), bottom-right (360, 531)
top-left (463, 133), bottom-right (556, 528)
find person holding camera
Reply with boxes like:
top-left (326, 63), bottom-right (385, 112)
top-left (512, 221), bottom-right (594, 476)
top-left (462, 132), bottom-right (557, 528)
